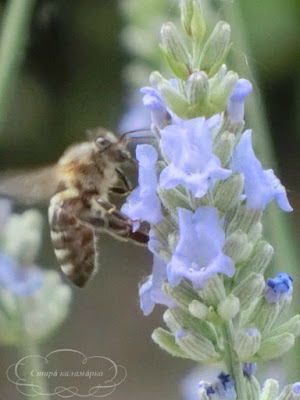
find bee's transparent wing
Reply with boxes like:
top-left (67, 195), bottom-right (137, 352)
top-left (0, 165), bottom-right (58, 205)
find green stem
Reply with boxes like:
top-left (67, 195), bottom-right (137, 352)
top-left (17, 300), bottom-right (49, 400)
top-left (223, 321), bottom-right (246, 400)
top-left (0, 0), bottom-right (36, 134)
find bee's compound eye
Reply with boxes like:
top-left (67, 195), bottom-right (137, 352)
top-left (96, 137), bottom-right (111, 150)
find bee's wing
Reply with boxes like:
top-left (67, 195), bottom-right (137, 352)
top-left (0, 165), bottom-right (59, 205)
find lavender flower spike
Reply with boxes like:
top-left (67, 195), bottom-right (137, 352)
top-left (160, 116), bottom-right (232, 198)
top-left (167, 206), bottom-right (234, 289)
top-left (121, 144), bottom-right (162, 230)
top-left (227, 78), bottom-right (252, 122)
top-left (232, 130), bottom-right (293, 211)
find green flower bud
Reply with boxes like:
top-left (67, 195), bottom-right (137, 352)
top-left (235, 240), bottom-right (274, 284)
top-left (3, 210), bottom-right (43, 265)
top-left (197, 274), bottom-right (226, 308)
top-left (226, 203), bottom-right (262, 236)
top-left (152, 327), bottom-right (189, 358)
top-left (232, 273), bottom-right (265, 310)
top-left (256, 332), bottom-right (294, 361)
top-left (189, 299), bottom-right (209, 319)
top-left (165, 307), bottom-right (220, 347)
top-left (260, 379), bottom-right (279, 400)
top-left (163, 281), bottom-right (201, 310)
top-left (213, 131), bottom-right (235, 166)
top-left (149, 70), bottom-right (165, 86)
top-left (269, 315), bottom-right (300, 338)
top-left (217, 294), bottom-right (240, 320)
top-left (186, 71), bottom-right (208, 106)
top-left (207, 306), bottom-right (224, 325)
top-left (175, 330), bottom-right (221, 363)
top-left (180, 0), bottom-right (206, 41)
top-left (159, 80), bottom-right (190, 117)
top-left (160, 22), bottom-right (191, 80)
top-left (209, 71), bottom-right (238, 110)
top-left (157, 186), bottom-right (192, 220)
top-left (180, 0), bottom-right (194, 35)
top-left (163, 310), bottom-right (221, 363)
top-left (235, 328), bottom-right (261, 360)
top-left (213, 173), bottom-right (244, 214)
top-left (244, 376), bottom-right (261, 400)
top-left (241, 295), bottom-right (291, 337)
top-left (200, 21), bottom-right (231, 76)
top-left (191, 0), bottom-right (206, 41)
top-left (223, 229), bottom-right (252, 263)
top-left (278, 384), bottom-right (300, 400)
top-left (248, 221), bottom-right (263, 244)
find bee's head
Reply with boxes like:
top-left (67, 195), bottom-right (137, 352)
top-left (86, 126), bottom-right (132, 163)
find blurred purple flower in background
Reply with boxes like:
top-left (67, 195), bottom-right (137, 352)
top-left (200, 372), bottom-right (237, 400)
top-left (0, 252), bottom-right (43, 296)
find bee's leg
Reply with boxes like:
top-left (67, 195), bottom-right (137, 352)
top-left (78, 196), bottom-right (149, 245)
top-left (96, 198), bottom-right (117, 213)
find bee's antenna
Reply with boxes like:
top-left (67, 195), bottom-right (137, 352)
top-left (119, 128), bottom-right (155, 141)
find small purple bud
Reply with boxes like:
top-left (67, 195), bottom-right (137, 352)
top-left (243, 362), bottom-right (257, 377)
top-left (265, 272), bottom-right (293, 303)
top-left (176, 329), bottom-right (188, 340)
top-left (227, 79), bottom-right (252, 122)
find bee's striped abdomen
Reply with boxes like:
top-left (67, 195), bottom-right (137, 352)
top-left (49, 193), bottom-right (96, 287)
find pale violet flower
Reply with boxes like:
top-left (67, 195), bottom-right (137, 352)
top-left (148, 228), bottom-right (162, 255)
top-left (159, 116), bottom-right (232, 198)
top-left (0, 252), bottom-right (43, 296)
top-left (167, 207), bottom-right (234, 289)
top-left (121, 144), bottom-right (162, 229)
top-left (232, 130), bottom-right (292, 211)
top-left (141, 86), bottom-right (170, 128)
top-left (139, 255), bottom-right (174, 316)
top-left (227, 79), bottom-right (252, 122)
top-left (265, 272), bottom-right (293, 303)
top-left (140, 232), bottom-right (175, 315)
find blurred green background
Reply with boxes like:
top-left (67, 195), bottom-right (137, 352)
top-left (0, 0), bottom-right (299, 398)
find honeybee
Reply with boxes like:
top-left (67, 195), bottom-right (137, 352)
top-left (0, 127), bottom-right (149, 287)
